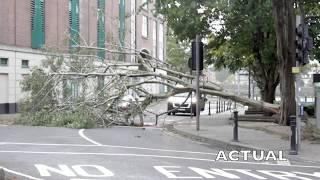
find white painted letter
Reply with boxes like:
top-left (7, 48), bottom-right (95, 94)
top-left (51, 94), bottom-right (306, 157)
top-left (189, 167), bottom-right (240, 179)
top-left (154, 166), bottom-right (201, 179)
top-left (265, 151), bottom-right (277, 161)
top-left (35, 164), bottom-right (76, 177)
top-left (258, 170), bottom-right (312, 180)
top-left (72, 165), bottom-right (114, 177)
top-left (229, 151), bottom-right (239, 161)
top-left (216, 151), bottom-right (228, 161)
top-left (252, 151), bottom-right (264, 161)
top-left (278, 151), bottom-right (287, 161)
top-left (242, 151), bottom-right (251, 161)
top-left (224, 169), bottom-right (267, 179)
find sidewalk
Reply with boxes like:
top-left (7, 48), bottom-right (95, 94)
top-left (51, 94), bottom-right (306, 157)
top-left (168, 110), bottom-right (320, 164)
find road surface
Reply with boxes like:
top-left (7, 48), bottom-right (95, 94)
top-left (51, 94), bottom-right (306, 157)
top-left (0, 125), bottom-right (320, 179)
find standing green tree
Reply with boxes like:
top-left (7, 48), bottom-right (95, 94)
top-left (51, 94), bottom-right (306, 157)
top-left (166, 31), bottom-right (190, 73)
top-left (207, 0), bottom-right (279, 106)
top-left (156, 0), bottom-right (279, 107)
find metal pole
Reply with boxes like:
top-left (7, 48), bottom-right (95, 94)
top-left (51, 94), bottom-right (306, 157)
top-left (155, 115), bottom-right (158, 126)
top-left (196, 35), bottom-right (201, 131)
top-left (248, 69), bottom-right (251, 98)
top-left (190, 69), bottom-right (193, 118)
top-left (208, 101), bottom-right (211, 115)
top-left (296, 12), bottom-right (303, 150)
top-left (289, 115), bottom-right (298, 155)
top-left (233, 111), bottom-right (239, 142)
top-left (216, 100), bottom-right (218, 114)
top-left (190, 92), bottom-right (193, 118)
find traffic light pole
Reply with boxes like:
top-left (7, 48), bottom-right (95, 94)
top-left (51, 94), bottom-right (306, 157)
top-left (196, 35), bottom-right (201, 131)
top-left (295, 12), bottom-right (304, 151)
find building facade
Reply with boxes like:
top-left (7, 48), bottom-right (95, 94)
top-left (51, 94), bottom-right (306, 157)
top-left (0, 0), bottom-right (166, 114)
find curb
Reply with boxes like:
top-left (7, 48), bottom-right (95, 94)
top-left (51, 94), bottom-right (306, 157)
top-left (165, 123), bottom-right (320, 165)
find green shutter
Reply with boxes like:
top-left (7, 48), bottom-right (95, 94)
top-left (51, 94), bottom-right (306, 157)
top-left (97, 0), bottom-right (105, 60)
top-left (69, 0), bottom-right (79, 51)
top-left (31, 0), bottom-right (45, 49)
top-left (119, 0), bottom-right (125, 47)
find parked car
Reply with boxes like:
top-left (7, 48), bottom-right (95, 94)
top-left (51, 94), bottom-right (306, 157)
top-left (167, 92), bottom-right (206, 116)
top-left (118, 95), bottom-right (145, 111)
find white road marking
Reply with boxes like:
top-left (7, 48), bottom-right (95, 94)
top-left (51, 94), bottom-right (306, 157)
top-left (1, 150), bottom-right (319, 169)
top-left (0, 142), bottom-right (218, 156)
top-left (115, 126), bottom-right (160, 129)
top-left (0, 166), bottom-right (43, 180)
top-left (0, 150), bottom-right (217, 162)
top-left (0, 124), bottom-right (8, 127)
top-left (78, 129), bottom-right (102, 146)
top-left (277, 159), bottom-right (291, 166)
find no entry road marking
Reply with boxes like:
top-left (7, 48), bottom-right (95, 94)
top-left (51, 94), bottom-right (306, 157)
top-left (0, 166), bottom-right (42, 180)
top-left (0, 150), bottom-right (318, 169)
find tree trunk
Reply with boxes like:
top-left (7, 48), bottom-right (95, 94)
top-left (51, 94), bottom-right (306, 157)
top-left (261, 83), bottom-right (276, 104)
top-left (261, 80), bottom-right (277, 116)
top-left (272, 0), bottom-right (296, 125)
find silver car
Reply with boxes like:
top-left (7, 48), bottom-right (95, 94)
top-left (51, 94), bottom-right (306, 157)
top-left (167, 93), bottom-right (206, 115)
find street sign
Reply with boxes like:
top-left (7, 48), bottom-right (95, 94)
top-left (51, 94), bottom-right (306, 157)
top-left (292, 67), bottom-right (301, 74)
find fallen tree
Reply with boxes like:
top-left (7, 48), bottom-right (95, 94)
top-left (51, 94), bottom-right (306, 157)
top-left (19, 46), bottom-right (280, 128)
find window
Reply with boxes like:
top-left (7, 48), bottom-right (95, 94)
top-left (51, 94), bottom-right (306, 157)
top-left (141, 0), bottom-right (148, 10)
top-left (0, 58), bottom-right (8, 66)
top-left (119, 0), bottom-right (125, 47)
top-left (21, 60), bottom-right (29, 68)
top-left (142, 16), bottom-right (148, 38)
top-left (31, 0), bottom-right (45, 49)
top-left (158, 23), bottom-right (164, 61)
top-left (152, 20), bottom-right (157, 57)
top-left (97, 0), bottom-right (106, 60)
top-left (69, 0), bottom-right (80, 50)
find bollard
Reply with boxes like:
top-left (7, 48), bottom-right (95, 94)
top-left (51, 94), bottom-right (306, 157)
top-left (289, 115), bottom-right (298, 155)
top-left (224, 101), bottom-right (226, 112)
top-left (233, 111), bottom-right (239, 142)
top-left (155, 115), bottom-right (159, 126)
top-left (208, 101), bottom-right (211, 115)
top-left (216, 101), bottom-right (218, 114)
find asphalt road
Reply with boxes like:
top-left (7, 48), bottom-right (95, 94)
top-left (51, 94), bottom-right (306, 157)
top-left (0, 99), bottom-right (319, 179)
top-left (0, 125), bottom-right (320, 180)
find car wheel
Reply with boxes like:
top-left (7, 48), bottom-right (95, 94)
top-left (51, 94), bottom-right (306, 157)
top-left (172, 112), bottom-right (176, 115)
top-left (167, 112), bottom-right (171, 115)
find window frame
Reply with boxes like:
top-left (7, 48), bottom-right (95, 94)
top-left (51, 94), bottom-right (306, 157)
top-left (142, 15), bottom-right (149, 39)
top-left (0, 58), bottom-right (8, 66)
top-left (21, 60), bottom-right (30, 69)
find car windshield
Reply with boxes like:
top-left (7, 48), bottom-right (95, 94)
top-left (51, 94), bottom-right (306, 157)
top-left (174, 92), bottom-right (193, 97)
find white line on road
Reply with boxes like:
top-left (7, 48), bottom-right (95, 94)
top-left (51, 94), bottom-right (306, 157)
top-left (0, 166), bottom-right (43, 180)
top-left (277, 159), bottom-right (291, 166)
top-left (1, 150), bottom-right (319, 169)
top-left (0, 142), bottom-right (218, 156)
top-left (0, 150), bottom-right (217, 162)
top-left (78, 129), bottom-right (102, 146)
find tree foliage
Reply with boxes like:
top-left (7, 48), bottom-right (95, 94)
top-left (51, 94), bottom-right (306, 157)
top-left (156, 0), bottom-right (280, 104)
top-left (166, 31), bottom-right (190, 73)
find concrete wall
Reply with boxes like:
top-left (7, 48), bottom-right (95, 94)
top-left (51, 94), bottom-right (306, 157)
top-left (0, 45), bottom-right (45, 113)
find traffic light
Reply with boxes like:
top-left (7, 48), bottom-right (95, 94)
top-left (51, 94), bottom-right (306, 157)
top-left (295, 24), bottom-right (313, 65)
top-left (189, 41), bottom-right (204, 70)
